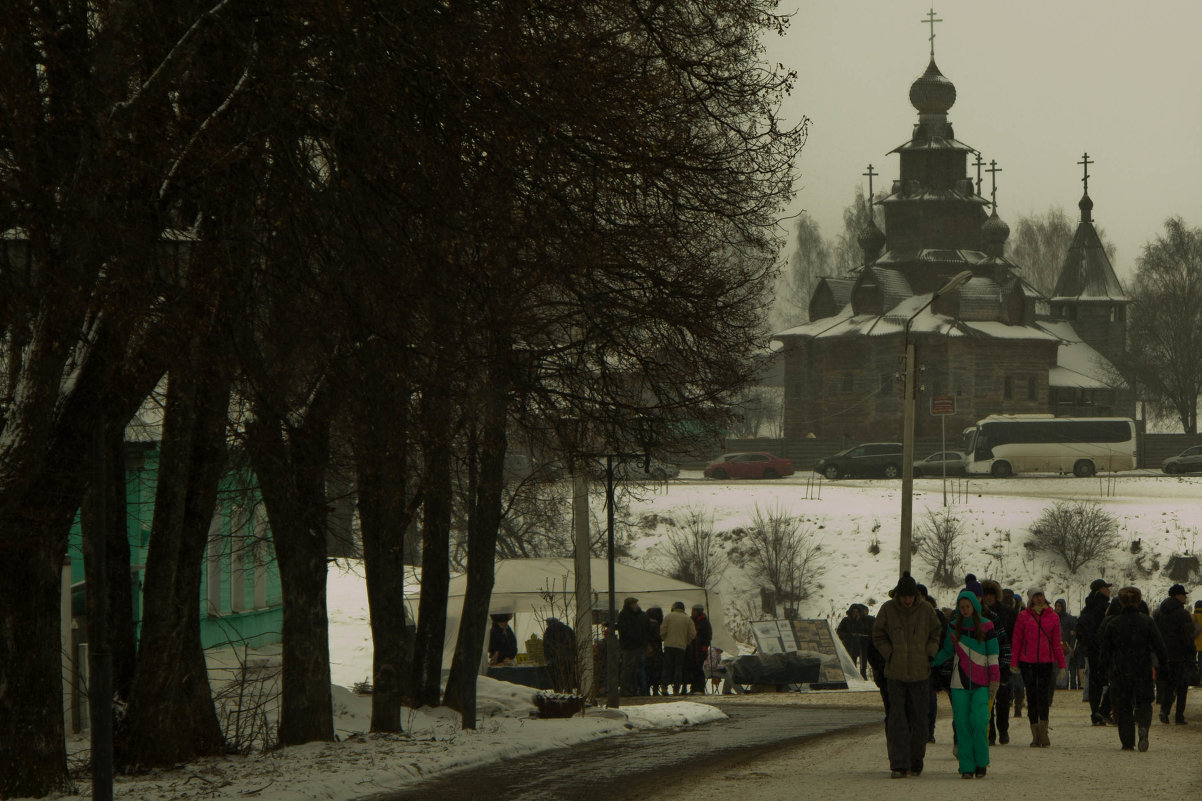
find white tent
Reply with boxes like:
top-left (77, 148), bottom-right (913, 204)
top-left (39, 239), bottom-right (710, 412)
top-left (404, 557), bottom-right (736, 670)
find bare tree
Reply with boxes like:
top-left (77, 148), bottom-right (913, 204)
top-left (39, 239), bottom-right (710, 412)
top-left (1118, 217), bottom-right (1202, 433)
top-left (915, 509), bottom-right (965, 587)
top-left (773, 212), bottom-right (830, 328)
top-left (1029, 501), bottom-right (1121, 573)
top-left (661, 507), bottom-right (727, 590)
top-left (726, 505), bottom-right (825, 617)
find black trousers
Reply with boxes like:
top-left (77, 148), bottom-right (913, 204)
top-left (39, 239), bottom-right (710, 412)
top-left (1157, 661), bottom-right (1189, 721)
top-left (1020, 662), bottom-right (1055, 723)
top-left (1110, 679), bottom-right (1153, 749)
top-left (1087, 652), bottom-right (1109, 717)
top-left (988, 674), bottom-right (1012, 739)
top-left (885, 678), bottom-right (930, 772)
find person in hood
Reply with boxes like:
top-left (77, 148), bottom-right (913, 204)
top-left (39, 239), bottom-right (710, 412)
top-left (872, 572), bottom-right (941, 778)
top-left (933, 590), bottom-right (1000, 778)
top-left (1153, 583), bottom-right (1195, 724)
top-left (1011, 587), bottom-right (1066, 746)
top-left (980, 579), bottom-right (1015, 746)
top-left (1077, 579), bottom-right (1113, 725)
top-left (837, 603), bottom-right (874, 679)
top-left (1099, 586), bottom-right (1167, 752)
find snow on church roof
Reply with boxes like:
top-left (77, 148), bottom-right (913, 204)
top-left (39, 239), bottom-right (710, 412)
top-left (1041, 320), bottom-right (1117, 389)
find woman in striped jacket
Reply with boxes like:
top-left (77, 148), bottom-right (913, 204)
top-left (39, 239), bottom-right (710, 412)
top-left (934, 590), bottom-right (1000, 779)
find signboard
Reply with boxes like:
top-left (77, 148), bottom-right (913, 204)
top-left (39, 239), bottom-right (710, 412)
top-left (931, 395), bottom-right (956, 415)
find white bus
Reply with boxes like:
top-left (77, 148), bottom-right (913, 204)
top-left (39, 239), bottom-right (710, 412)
top-left (963, 415), bottom-right (1138, 477)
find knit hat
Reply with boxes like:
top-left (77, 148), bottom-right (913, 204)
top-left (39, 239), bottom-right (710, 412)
top-left (964, 574), bottom-right (984, 598)
top-left (1027, 586), bottom-right (1046, 602)
top-left (1169, 584), bottom-right (1188, 598)
top-left (894, 572), bottom-right (919, 597)
top-left (624, 596), bottom-right (639, 606)
top-left (671, 601), bottom-right (685, 610)
top-left (692, 604), bottom-right (705, 612)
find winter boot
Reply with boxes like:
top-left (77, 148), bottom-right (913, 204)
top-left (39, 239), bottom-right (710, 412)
top-left (1138, 726), bottom-right (1149, 752)
top-left (1038, 719), bottom-right (1051, 747)
top-left (1030, 722), bottom-right (1040, 747)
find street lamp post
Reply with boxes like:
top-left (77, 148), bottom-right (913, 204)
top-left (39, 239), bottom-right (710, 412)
top-left (899, 270), bottom-right (972, 577)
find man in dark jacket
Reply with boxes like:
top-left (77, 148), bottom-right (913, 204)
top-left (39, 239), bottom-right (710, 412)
top-left (872, 572), bottom-right (941, 779)
top-left (689, 604), bottom-right (713, 694)
top-left (837, 603), bottom-right (876, 679)
top-left (645, 607), bottom-right (665, 696)
top-left (1153, 583), bottom-right (1196, 724)
top-left (1099, 586), bottom-right (1168, 751)
top-left (616, 596), bottom-right (648, 696)
top-left (489, 614), bottom-right (518, 665)
top-left (982, 579), bottom-right (1016, 744)
top-left (1077, 578), bottom-right (1113, 724)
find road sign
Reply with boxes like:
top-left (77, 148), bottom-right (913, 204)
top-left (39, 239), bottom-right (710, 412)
top-left (931, 395), bottom-right (956, 415)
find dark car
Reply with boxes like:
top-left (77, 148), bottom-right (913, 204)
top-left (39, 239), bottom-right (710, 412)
top-left (703, 452), bottom-right (794, 480)
top-left (1162, 445), bottom-right (1202, 474)
top-left (913, 451), bottom-right (967, 477)
top-left (813, 442), bottom-right (904, 480)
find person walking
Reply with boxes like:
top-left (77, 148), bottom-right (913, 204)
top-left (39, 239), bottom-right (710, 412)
top-left (1098, 586), bottom-right (1167, 752)
top-left (837, 604), bottom-right (874, 679)
top-left (981, 579), bottom-right (1015, 745)
top-left (616, 597), bottom-right (648, 697)
top-left (1055, 598), bottom-right (1079, 690)
top-left (659, 601), bottom-right (696, 696)
top-left (1192, 600), bottom-right (1202, 684)
top-left (871, 572), bottom-right (941, 778)
top-left (1010, 587), bottom-right (1065, 747)
top-left (1153, 583), bottom-right (1195, 725)
top-left (933, 590), bottom-right (1000, 778)
top-left (1077, 578), bottom-right (1113, 725)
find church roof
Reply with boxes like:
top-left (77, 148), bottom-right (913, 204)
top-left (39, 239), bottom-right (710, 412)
top-left (1041, 321), bottom-right (1120, 389)
top-left (1051, 196), bottom-right (1128, 301)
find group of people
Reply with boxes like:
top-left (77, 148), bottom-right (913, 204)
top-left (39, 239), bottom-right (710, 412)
top-left (610, 596), bottom-right (713, 697)
top-left (869, 570), bottom-right (1197, 780)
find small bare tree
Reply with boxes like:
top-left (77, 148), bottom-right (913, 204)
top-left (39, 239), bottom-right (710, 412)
top-left (661, 506), bottom-right (727, 590)
top-left (1029, 501), bottom-right (1121, 573)
top-left (915, 509), bottom-right (965, 587)
top-left (725, 505), bottom-right (825, 617)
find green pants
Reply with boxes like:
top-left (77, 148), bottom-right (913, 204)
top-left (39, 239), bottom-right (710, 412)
top-left (950, 686), bottom-right (990, 774)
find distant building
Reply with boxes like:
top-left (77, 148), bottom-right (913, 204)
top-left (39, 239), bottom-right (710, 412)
top-left (774, 45), bottom-right (1133, 443)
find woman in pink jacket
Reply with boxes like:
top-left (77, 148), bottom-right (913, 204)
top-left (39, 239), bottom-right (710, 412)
top-left (1010, 587), bottom-right (1066, 747)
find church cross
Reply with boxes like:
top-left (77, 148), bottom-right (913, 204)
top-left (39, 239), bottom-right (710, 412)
top-left (973, 151), bottom-right (985, 196)
top-left (863, 164), bottom-right (878, 208)
top-left (986, 160), bottom-right (1003, 208)
top-left (1078, 152), bottom-right (1093, 195)
top-left (922, 8), bottom-right (943, 58)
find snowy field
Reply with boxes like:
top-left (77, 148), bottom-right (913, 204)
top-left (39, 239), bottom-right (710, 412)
top-left (30, 471), bottom-right (1202, 800)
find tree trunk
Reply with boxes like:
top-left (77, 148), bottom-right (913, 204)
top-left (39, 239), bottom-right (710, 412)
top-left (80, 421), bottom-right (138, 704)
top-left (117, 367), bottom-right (230, 768)
top-left (412, 381), bottom-right (452, 708)
top-left (444, 369), bottom-right (509, 727)
top-left (246, 402), bottom-right (335, 747)
top-left (350, 362), bottom-right (417, 731)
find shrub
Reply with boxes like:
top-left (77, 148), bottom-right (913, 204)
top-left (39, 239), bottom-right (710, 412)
top-left (1029, 501), bottom-right (1121, 573)
top-left (915, 509), bottom-right (964, 587)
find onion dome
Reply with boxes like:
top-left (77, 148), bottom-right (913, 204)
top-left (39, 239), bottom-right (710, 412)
top-left (857, 219), bottom-right (886, 263)
top-left (1079, 192), bottom-right (1094, 223)
top-left (909, 59), bottom-right (956, 115)
top-left (981, 208), bottom-right (1010, 256)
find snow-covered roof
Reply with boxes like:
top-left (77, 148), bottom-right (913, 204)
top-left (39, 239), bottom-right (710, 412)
top-left (773, 298), bottom-right (1055, 343)
top-left (1040, 320), bottom-right (1119, 389)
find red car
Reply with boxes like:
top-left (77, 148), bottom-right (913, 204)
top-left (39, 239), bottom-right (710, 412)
top-left (703, 452), bottom-right (794, 480)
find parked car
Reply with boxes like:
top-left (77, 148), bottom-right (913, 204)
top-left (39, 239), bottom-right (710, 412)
top-left (813, 442), bottom-right (904, 480)
top-left (913, 451), bottom-right (967, 477)
top-left (703, 452), bottom-right (794, 480)
top-left (1162, 445), bottom-right (1202, 474)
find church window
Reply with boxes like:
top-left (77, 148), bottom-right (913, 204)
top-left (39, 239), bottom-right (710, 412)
top-left (1003, 376), bottom-right (1013, 400)
top-left (1109, 306), bottom-right (1116, 322)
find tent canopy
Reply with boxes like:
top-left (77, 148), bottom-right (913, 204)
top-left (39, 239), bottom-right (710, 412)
top-left (405, 557), bottom-right (737, 668)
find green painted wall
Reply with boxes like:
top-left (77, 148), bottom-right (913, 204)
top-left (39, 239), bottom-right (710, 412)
top-left (68, 445), bottom-right (284, 651)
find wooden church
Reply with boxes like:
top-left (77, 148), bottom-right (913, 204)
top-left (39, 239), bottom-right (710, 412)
top-left (774, 40), bottom-right (1134, 443)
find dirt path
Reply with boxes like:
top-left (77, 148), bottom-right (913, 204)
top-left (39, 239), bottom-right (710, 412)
top-left (640, 688), bottom-right (1202, 797)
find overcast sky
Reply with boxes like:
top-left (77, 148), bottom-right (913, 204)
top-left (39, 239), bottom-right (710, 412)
top-left (768, 1), bottom-right (1202, 281)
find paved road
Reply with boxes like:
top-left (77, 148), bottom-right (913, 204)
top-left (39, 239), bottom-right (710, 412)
top-left (370, 702), bottom-right (881, 801)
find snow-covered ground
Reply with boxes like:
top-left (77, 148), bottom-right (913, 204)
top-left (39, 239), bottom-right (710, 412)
top-left (28, 471), bottom-right (1202, 800)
